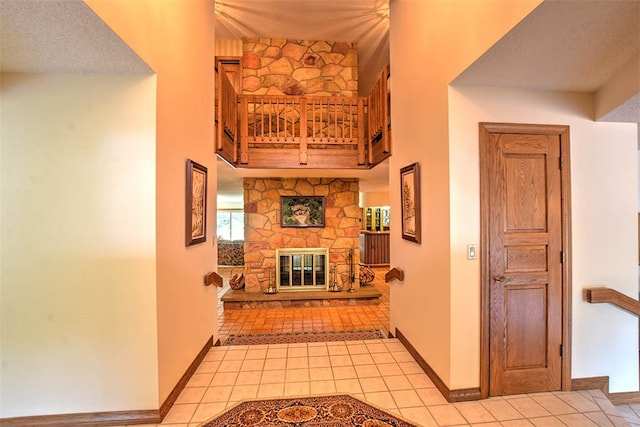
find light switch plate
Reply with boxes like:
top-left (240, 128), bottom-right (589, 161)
top-left (467, 244), bottom-right (477, 260)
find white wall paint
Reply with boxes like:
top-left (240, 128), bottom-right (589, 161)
top-left (0, 73), bottom-right (158, 416)
top-left (449, 85), bottom-right (639, 393)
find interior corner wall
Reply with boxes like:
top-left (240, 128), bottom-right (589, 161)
top-left (84, 0), bottom-right (218, 405)
top-left (0, 73), bottom-right (158, 417)
top-left (449, 85), bottom-right (639, 393)
top-left (595, 56), bottom-right (640, 121)
top-left (389, 0), bottom-right (541, 389)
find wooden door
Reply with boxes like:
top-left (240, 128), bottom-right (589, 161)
top-left (480, 123), bottom-right (570, 396)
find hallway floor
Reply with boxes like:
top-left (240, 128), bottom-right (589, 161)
top-left (216, 266), bottom-right (391, 343)
top-left (113, 267), bottom-right (637, 426)
top-left (130, 340), bottom-right (635, 427)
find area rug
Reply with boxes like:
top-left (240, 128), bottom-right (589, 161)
top-left (200, 394), bottom-right (419, 426)
top-left (223, 329), bottom-right (385, 346)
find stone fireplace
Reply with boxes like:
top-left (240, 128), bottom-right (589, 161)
top-left (242, 177), bottom-right (361, 293)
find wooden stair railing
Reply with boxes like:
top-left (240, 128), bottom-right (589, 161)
top-left (367, 65), bottom-right (391, 167)
top-left (585, 287), bottom-right (640, 316)
top-left (237, 95), bottom-right (367, 168)
top-left (216, 70), bottom-right (239, 162)
top-left (216, 60), bottom-right (391, 170)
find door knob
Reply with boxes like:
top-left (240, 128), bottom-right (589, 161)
top-left (493, 276), bottom-right (505, 284)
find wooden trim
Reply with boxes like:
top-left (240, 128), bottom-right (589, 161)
top-left (0, 410), bottom-right (161, 426)
top-left (572, 376), bottom-right (640, 405)
top-left (479, 123), bottom-right (572, 397)
top-left (204, 271), bottom-right (224, 287)
top-left (572, 376), bottom-right (609, 394)
top-left (609, 391), bottom-right (640, 405)
top-left (0, 336), bottom-right (215, 426)
top-left (559, 126), bottom-right (573, 392)
top-left (479, 123), bottom-right (491, 399)
top-left (395, 328), bottom-right (482, 402)
top-left (384, 267), bottom-right (404, 283)
top-left (159, 335), bottom-right (214, 418)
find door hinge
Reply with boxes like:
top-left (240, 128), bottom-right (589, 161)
top-left (560, 251), bottom-right (565, 264)
top-left (560, 344), bottom-right (564, 357)
top-left (559, 156), bottom-right (563, 170)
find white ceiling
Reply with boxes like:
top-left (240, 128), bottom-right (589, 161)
top-left (1, 0), bottom-right (638, 200)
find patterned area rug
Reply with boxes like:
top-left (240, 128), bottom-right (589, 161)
top-left (223, 329), bottom-right (385, 346)
top-left (200, 394), bottom-right (419, 426)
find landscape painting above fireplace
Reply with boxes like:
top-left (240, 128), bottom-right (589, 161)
top-left (281, 196), bottom-right (325, 227)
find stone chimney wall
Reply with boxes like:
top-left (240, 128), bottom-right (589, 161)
top-left (242, 38), bottom-right (358, 97)
top-left (243, 177), bottom-right (361, 293)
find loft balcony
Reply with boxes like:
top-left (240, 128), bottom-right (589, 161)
top-left (215, 58), bottom-right (391, 170)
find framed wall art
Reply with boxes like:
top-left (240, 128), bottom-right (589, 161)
top-left (186, 159), bottom-right (207, 246)
top-left (400, 162), bottom-right (421, 243)
top-left (281, 196), bottom-right (325, 227)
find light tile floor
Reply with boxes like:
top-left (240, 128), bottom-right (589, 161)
top-left (113, 267), bottom-right (637, 426)
top-left (122, 339), bottom-right (632, 426)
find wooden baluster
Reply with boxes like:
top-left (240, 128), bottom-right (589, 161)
top-left (284, 98), bottom-right (288, 141)
top-left (312, 98), bottom-right (317, 141)
top-left (240, 96), bottom-right (249, 164)
top-left (319, 98), bottom-right (322, 141)
top-left (266, 98), bottom-right (271, 140)
top-left (260, 97), bottom-right (264, 141)
top-left (348, 99), bottom-right (352, 142)
top-left (276, 98), bottom-right (281, 141)
top-left (299, 98), bottom-right (307, 164)
top-left (358, 98), bottom-right (366, 165)
top-left (333, 98), bottom-right (338, 143)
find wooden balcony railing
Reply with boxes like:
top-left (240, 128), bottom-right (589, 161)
top-left (216, 63), bottom-right (390, 170)
top-left (585, 287), bottom-right (640, 316)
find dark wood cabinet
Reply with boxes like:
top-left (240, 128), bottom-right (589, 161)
top-left (359, 232), bottom-right (390, 266)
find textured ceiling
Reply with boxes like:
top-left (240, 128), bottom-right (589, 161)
top-left (0, 0), bottom-right (151, 74)
top-left (454, 0), bottom-right (639, 93)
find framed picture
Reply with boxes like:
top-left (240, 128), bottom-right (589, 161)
top-left (186, 159), bottom-right (207, 246)
top-left (281, 196), bottom-right (325, 227)
top-left (400, 162), bottom-right (421, 243)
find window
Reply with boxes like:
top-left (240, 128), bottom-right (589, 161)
top-left (216, 210), bottom-right (244, 240)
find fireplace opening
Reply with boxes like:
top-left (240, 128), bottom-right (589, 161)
top-left (276, 248), bottom-right (329, 291)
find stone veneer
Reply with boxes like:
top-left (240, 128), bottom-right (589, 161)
top-left (242, 38), bottom-right (358, 97)
top-left (243, 177), bottom-right (361, 293)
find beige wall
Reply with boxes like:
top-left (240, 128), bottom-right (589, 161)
top-left (85, 0), bottom-right (219, 404)
top-left (360, 191), bottom-right (390, 208)
top-left (389, 0), bottom-right (543, 388)
top-left (0, 73), bottom-right (158, 416)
